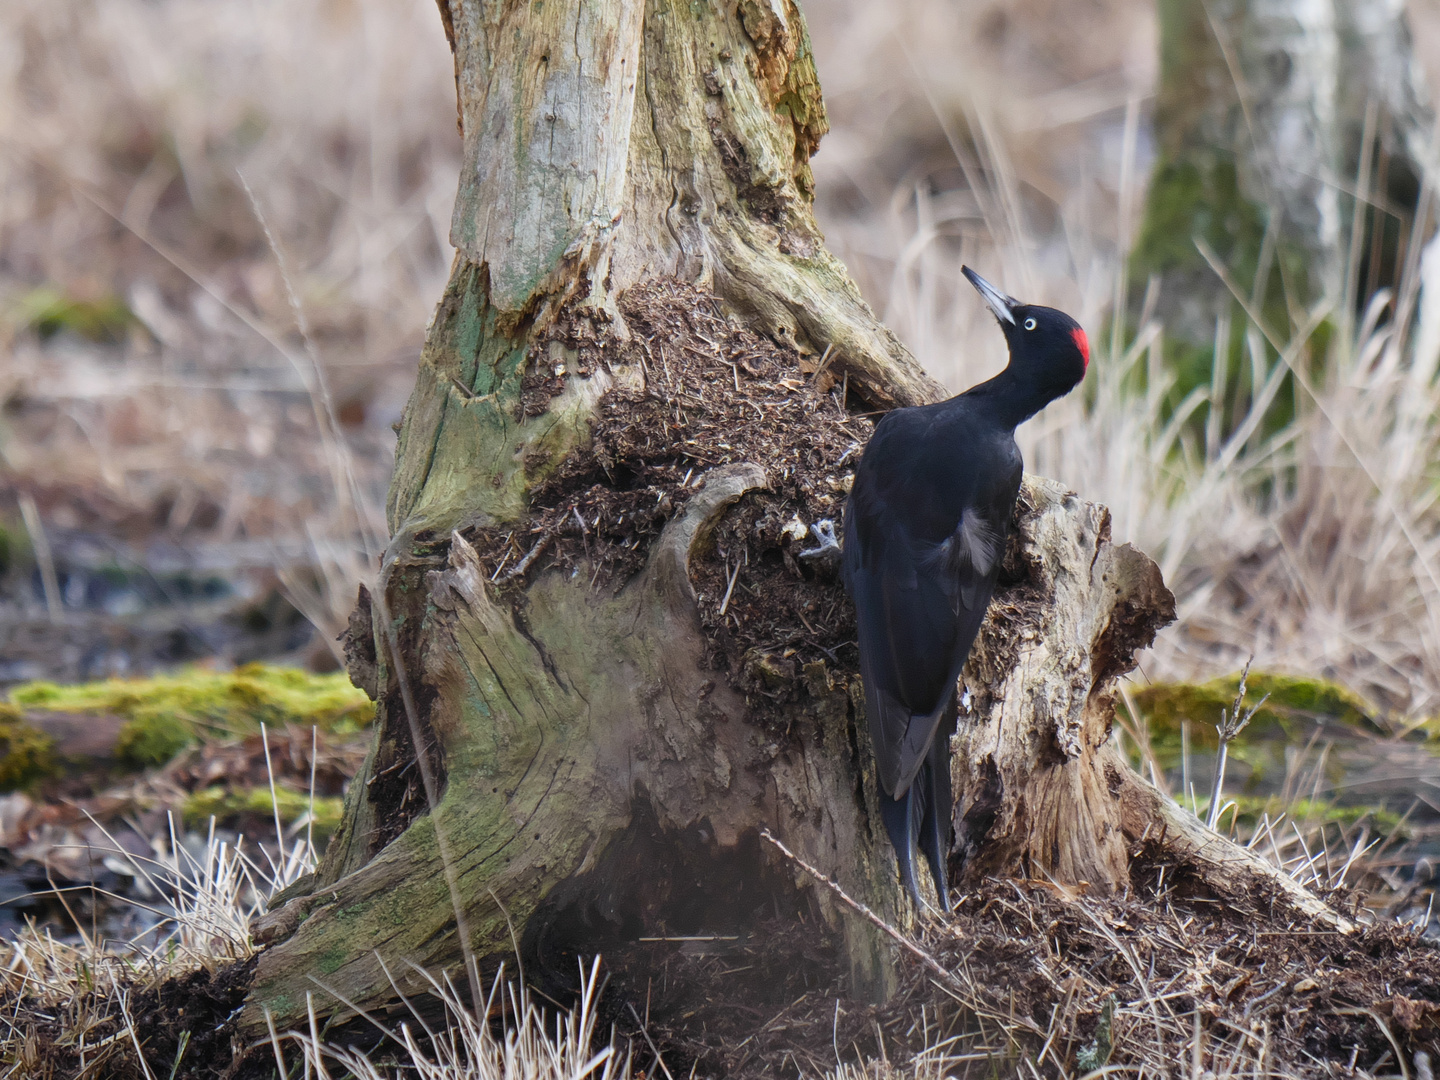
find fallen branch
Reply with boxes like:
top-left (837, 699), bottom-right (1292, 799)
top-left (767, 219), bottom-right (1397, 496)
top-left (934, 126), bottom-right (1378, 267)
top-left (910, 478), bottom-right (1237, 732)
top-left (759, 828), bottom-right (960, 991)
top-left (501, 528), bottom-right (556, 583)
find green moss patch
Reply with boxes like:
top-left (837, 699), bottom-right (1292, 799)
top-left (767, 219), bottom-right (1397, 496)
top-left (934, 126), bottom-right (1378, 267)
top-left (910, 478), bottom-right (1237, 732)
top-left (9, 664), bottom-right (373, 769)
top-left (0, 519), bottom-right (25, 580)
top-left (15, 285), bottom-right (138, 344)
top-left (1129, 674), bottom-right (1424, 845)
top-left (1128, 671), bottom-right (1376, 749)
top-left (1120, 671), bottom-right (1392, 796)
top-left (182, 785), bottom-right (346, 845)
top-left (0, 703), bottom-right (57, 791)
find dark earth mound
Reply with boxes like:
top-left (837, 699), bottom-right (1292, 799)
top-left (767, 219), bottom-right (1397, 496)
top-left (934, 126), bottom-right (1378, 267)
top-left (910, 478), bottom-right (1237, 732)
top-left (593, 858), bottom-right (1440, 1078)
top-left (465, 278), bottom-right (875, 729)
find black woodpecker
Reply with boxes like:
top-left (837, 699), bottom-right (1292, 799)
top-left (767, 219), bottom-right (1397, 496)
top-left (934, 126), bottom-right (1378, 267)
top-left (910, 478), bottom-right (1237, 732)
top-left (839, 266), bottom-right (1089, 909)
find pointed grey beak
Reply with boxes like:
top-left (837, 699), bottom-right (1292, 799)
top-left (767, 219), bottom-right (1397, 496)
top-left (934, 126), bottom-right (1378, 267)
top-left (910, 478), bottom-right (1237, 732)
top-left (962, 266), bottom-right (1017, 326)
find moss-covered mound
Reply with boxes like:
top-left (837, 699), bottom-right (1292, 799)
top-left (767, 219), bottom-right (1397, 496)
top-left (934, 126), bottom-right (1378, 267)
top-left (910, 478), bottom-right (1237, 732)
top-left (1210, 794), bottom-right (1411, 839)
top-left (1121, 670), bottom-right (1437, 838)
top-left (1127, 670), bottom-right (1378, 754)
top-left (15, 284), bottom-right (138, 344)
top-left (0, 703), bottom-right (56, 791)
top-left (8, 664), bottom-right (373, 769)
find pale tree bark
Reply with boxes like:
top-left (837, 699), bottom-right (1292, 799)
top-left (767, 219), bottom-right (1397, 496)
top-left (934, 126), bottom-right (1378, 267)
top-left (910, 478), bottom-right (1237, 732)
top-left (1132, 0), bottom-right (1435, 370)
top-left (236, 0), bottom-right (1351, 1038)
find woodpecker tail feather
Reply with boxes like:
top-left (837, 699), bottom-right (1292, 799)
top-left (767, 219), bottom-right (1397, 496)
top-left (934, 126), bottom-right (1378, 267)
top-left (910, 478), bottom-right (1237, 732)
top-left (917, 729), bottom-right (953, 912)
top-left (880, 710), bottom-right (956, 913)
top-left (879, 785), bottom-right (922, 908)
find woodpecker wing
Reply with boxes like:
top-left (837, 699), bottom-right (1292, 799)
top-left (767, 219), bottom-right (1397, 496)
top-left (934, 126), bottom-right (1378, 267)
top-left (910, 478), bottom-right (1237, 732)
top-left (843, 406), bottom-right (1020, 797)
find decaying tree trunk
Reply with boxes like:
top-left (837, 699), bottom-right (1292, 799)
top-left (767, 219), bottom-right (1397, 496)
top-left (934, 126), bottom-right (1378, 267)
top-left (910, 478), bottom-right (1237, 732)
top-left (238, 0), bottom-right (1352, 1037)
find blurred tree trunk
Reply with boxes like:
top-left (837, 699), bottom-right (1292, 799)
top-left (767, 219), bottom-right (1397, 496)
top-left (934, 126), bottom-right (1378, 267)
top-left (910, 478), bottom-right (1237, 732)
top-left (235, 0), bottom-right (1354, 1038)
top-left (1130, 0), bottom-right (1435, 431)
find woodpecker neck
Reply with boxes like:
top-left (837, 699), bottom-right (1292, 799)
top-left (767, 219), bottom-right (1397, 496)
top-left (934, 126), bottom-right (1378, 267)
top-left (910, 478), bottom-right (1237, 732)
top-left (965, 362), bottom-right (1072, 429)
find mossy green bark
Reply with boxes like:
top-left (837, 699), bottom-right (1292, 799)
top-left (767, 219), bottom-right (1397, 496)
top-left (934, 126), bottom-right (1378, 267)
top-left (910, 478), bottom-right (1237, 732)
top-left (1130, 0), bottom-right (1305, 443)
top-left (249, 481), bottom-right (902, 1031)
top-left (386, 265), bottom-right (610, 539)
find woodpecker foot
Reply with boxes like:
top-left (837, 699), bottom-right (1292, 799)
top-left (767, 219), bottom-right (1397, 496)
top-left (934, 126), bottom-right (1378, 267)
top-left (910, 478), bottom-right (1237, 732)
top-left (798, 519), bottom-right (842, 573)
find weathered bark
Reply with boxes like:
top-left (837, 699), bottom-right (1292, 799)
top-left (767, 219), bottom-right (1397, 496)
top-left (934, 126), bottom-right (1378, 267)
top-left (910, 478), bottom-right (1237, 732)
top-left (237, 0), bottom-right (1353, 1038)
top-left (953, 479), bottom-right (1173, 889)
top-left (952, 477), bottom-right (1354, 932)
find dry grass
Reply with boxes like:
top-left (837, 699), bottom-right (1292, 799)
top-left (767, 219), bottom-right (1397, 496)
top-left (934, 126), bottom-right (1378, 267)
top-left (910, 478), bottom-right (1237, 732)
top-left (808, 0), bottom-right (1157, 379)
top-left (0, 0), bottom-right (458, 656)
top-left (0, 814), bottom-right (636, 1077)
top-left (0, 818), bottom-right (311, 1077)
top-left (3, 798), bottom-right (1430, 1078)
top-left (271, 958), bottom-right (628, 1080)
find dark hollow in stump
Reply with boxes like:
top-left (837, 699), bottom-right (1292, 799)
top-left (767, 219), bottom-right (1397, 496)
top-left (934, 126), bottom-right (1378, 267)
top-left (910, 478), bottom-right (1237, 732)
top-left (236, 0), bottom-right (1354, 1040)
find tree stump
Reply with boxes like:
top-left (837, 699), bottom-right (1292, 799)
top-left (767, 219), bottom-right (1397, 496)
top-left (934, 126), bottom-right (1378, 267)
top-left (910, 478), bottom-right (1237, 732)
top-left (238, 0), bottom-right (1351, 1037)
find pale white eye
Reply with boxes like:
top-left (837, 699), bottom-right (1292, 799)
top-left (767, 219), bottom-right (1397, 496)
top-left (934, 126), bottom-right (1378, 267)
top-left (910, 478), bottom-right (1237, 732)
top-left (1024, 317), bottom-right (1037, 330)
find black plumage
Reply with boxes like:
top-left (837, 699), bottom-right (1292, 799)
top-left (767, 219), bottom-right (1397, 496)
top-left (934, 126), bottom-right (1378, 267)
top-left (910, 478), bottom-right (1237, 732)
top-left (841, 266), bottom-right (1090, 909)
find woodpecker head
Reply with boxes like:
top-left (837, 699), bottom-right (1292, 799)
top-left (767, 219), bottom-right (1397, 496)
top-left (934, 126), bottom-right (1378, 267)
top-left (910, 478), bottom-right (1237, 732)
top-left (962, 266), bottom-right (1089, 396)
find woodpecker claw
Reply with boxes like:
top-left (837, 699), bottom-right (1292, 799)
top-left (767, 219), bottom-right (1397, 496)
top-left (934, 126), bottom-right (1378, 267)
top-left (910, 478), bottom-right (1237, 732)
top-left (798, 519), bottom-right (840, 561)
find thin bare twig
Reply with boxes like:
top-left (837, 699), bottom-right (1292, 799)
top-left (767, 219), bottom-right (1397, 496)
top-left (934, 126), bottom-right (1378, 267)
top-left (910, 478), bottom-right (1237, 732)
top-left (758, 828), bottom-right (961, 990)
top-left (627, 1002), bottom-right (677, 1080)
top-left (811, 342), bottom-right (837, 383)
top-left (502, 528), bottom-right (556, 582)
top-left (718, 555), bottom-right (742, 616)
top-left (1206, 655), bottom-right (1269, 830)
